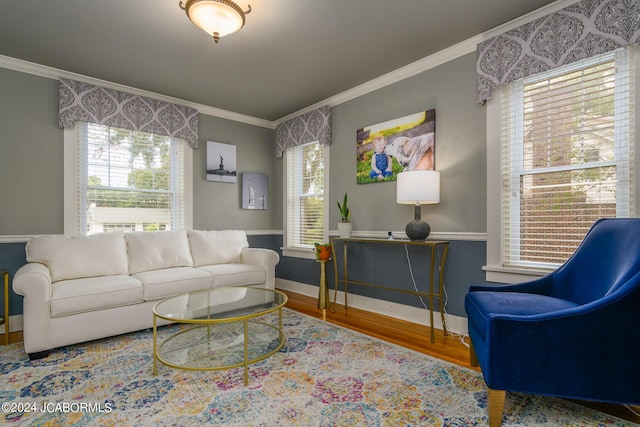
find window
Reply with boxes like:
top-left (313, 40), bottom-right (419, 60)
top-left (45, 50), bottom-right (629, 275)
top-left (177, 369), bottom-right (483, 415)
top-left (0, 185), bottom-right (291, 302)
top-left (65, 123), bottom-right (192, 236)
top-left (496, 47), bottom-right (634, 272)
top-left (283, 141), bottom-right (327, 257)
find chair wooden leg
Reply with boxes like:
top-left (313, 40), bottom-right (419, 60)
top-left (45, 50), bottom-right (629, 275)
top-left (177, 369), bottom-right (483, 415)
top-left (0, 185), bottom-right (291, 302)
top-left (469, 342), bottom-right (478, 367)
top-left (488, 388), bottom-right (506, 427)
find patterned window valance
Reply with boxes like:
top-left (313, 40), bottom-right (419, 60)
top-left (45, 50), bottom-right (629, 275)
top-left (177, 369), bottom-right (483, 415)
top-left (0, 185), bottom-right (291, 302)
top-left (275, 106), bottom-right (332, 158)
top-left (476, 0), bottom-right (640, 104)
top-left (58, 78), bottom-right (199, 148)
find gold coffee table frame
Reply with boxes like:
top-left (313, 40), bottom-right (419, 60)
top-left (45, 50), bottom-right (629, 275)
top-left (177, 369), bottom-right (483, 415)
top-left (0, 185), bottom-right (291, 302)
top-left (152, 287), bottom-right (287, 385)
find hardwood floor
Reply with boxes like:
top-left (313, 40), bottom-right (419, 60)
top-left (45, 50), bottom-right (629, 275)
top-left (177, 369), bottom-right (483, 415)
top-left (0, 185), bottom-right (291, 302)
top-left (281, 288), bottom-right (473, 369)
top-left (281, 289), bottom-right (640, 425)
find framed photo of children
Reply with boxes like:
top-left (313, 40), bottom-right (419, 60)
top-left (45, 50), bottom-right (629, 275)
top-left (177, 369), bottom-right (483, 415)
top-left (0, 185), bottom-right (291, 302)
top-left (356, 110), bottom-right (435, 184)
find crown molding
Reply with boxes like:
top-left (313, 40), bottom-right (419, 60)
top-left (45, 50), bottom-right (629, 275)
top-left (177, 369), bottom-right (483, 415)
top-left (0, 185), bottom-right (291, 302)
top-left (274, 0), bottom-right (581, 125)
top-left (274, 36), bottom-right (480, 125)
top-left (0, 0), bottom-right (579, 130)
top-left (0, 54), bottom-right (275, 130)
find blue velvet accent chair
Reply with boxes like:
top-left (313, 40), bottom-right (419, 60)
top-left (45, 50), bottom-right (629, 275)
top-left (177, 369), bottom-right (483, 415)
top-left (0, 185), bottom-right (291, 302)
top-left (465, 218), bottom-right (640, 427)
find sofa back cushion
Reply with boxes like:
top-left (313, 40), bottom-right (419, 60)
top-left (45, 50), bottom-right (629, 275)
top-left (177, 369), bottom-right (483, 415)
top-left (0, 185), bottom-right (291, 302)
top-left (26, 232), bottom-right (128, 282)
top-left (126, 230), bottom-right (193, 274)
top-left (188, 230), bottom-right (248, 266)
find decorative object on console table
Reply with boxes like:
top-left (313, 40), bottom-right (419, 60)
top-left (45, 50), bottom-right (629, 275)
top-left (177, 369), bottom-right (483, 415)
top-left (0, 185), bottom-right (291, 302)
top-left (1, 269), bottom-right (8, 345)
top-left (396, 170), bottom-right (440, 241)
top-left (337, 192), bottom-right (352, 238)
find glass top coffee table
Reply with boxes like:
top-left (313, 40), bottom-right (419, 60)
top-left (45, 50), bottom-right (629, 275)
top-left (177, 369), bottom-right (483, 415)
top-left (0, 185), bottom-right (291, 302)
top-left (152, 286), bottom-right (288, 385)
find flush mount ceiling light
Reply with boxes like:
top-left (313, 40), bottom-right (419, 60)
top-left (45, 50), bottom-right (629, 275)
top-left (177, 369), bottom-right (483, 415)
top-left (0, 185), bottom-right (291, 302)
top-left (179, 0), bottom-right (251, 44)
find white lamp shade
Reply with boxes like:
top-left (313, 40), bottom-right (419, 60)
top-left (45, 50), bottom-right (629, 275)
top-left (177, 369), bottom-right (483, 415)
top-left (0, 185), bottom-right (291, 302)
top-left (397, 170), bottom-right (440, 204)
top-left (187, 1), bottom-right (245, 37)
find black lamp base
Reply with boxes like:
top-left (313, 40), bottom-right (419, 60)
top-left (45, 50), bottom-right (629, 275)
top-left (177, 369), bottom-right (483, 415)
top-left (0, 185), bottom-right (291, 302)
top-left (405, 204), bottom-right (431, 241)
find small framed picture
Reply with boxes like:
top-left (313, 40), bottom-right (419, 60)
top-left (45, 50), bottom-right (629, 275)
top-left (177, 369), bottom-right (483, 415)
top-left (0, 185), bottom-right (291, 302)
top-left (206, 141), bottom-right (237, 183)
top-left (242, 173), bottom-right (268, 209)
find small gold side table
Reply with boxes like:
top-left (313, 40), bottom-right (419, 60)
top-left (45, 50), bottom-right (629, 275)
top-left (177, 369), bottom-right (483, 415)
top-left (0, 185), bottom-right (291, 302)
top-left (317, 260), bottom-right (330, 309)
top-left (1, 269), bottom-right (9, 345)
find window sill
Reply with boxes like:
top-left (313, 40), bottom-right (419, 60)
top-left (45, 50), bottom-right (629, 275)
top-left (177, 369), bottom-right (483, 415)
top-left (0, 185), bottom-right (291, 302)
top-left (282, 247), bottom-right (316, 260)
top-left (482, 265), bottom-right (552, 284)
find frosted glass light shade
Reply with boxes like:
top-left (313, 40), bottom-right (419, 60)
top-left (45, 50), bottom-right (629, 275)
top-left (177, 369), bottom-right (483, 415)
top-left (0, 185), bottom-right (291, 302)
top-left (189, 2), bottom-right (243, 36)
top-left (397, 170), bottom-right (440, 205)
top-left (180, 0), bottom-right (251, 43)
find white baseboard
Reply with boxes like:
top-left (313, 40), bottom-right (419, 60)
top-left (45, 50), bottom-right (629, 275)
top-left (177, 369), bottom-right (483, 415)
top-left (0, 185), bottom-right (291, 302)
top-left (276, 278), bottom-right (469, 337)
top-left (2, 314), bottom-right (23, 335)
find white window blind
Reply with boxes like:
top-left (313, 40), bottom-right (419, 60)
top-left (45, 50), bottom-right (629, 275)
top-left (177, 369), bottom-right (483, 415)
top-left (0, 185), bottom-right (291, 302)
top-left (285, 141), bottom-right (325, 248)
top-left (78, 123), bottom-right (185, 235)
top-left (501, 47), bottom-right (634, 268)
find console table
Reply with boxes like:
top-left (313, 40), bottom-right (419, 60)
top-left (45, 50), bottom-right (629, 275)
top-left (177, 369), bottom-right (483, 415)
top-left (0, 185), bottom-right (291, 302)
top-left (330, 238), bottom-right (449, 343)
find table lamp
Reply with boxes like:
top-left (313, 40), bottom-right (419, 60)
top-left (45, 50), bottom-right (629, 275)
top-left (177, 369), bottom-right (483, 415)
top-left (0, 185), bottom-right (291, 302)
top-left (396, 170), bottom-right (440, 241)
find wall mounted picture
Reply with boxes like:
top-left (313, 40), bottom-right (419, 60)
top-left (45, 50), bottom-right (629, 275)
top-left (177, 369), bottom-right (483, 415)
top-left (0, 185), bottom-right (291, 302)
top-left (206, 141), bottom-right (237, 183)
top-left (356, 110), bottom-right (435, 184)
top-left (242, 173), bottom-right (268, 210)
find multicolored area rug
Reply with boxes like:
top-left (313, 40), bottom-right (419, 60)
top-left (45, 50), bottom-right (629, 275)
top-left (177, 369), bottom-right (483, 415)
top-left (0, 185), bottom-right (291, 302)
top-left (1, 309), bottom-right (635, 426)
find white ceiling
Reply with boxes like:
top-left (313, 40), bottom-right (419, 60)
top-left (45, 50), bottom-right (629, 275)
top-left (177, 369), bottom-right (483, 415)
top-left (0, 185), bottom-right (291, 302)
top-left (0, 0), bottom-right (560, 122)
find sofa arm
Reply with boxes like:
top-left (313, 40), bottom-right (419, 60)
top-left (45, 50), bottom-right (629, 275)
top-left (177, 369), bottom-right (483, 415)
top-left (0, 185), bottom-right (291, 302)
top-left (13, 262), bottom-right (52, 299)
top-left (241, 248), bottom-right (280, 290)
top-left (13, 262), bottom-right (53, 354)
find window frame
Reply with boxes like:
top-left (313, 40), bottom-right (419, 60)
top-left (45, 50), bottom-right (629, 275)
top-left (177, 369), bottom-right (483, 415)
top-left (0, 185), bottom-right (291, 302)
top-left (64, 124), bottom-right (193, 236)
top-left (485, 46), bottom-right (638, 283)
top-left (282, 141), bottom-right (330, 259)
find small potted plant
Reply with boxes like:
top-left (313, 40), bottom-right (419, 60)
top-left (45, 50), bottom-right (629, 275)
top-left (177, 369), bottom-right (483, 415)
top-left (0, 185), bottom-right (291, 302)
top-left (314, 242), bottom-right (332, 261)
top-left (337, 192), bottom-right (352, 238)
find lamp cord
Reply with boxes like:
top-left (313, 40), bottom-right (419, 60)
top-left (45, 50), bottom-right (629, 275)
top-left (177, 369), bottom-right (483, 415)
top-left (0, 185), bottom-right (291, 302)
top-left (625, 404), bottom-right (640, 417)
top-left (404, 244), bottom-right (469, 347)
top-left (404, 244), bottom-right (429, 311)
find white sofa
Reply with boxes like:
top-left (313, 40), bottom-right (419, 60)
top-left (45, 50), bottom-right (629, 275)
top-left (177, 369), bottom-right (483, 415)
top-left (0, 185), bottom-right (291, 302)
top-left (13, 230), bottom-right (280, 359)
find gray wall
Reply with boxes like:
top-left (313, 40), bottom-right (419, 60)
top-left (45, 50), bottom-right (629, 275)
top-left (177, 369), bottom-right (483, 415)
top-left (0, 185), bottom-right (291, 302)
top-left (0, 68), bottom-right (64, 234)
top-left (193, 114), bottom-right (278, 230)
top-left (328, 53), bottom-right (486, 233)
top-left (0, 68), bottom-right (280, 235)
top-left (278, 52), bottom-right (490, 317)
top-left (0, 68), bottom-right (281, 317)
top-left (0, 52), bottom-right (489, 320)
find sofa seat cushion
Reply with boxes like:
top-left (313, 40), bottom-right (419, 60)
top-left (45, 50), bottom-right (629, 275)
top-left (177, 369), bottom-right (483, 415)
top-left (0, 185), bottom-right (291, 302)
top-left (133, 267), bottom-right (213, 301)
top-left (51, 275), bottom-right (143, 317)
top-left (198, 264), bottom-right (265, 288)
top-left (126, 231), bottom-right (193, 274)
top-left (465, 291), bottom-right (579, 340)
